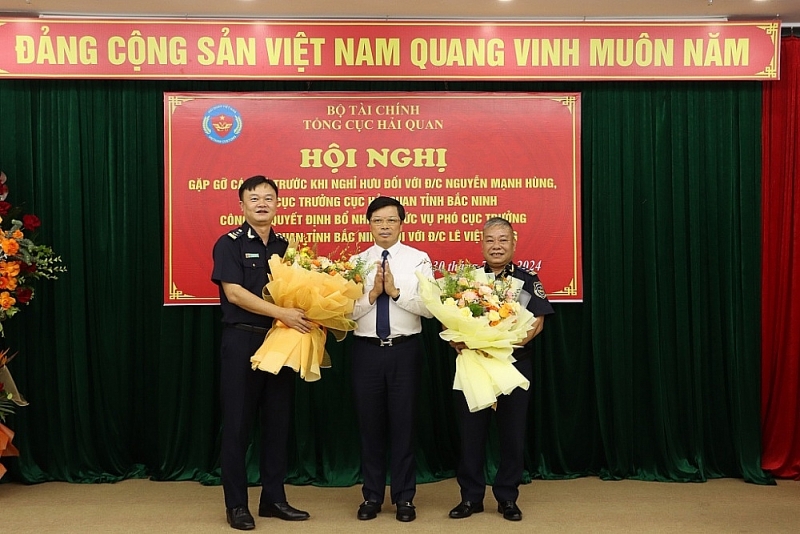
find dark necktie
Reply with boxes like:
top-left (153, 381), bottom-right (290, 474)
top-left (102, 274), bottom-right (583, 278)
top-left (376, 250), bottom-right (391, 340)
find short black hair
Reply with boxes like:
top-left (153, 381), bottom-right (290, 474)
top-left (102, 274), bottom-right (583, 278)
top-left (366, 196), bottom-right (406, 221)
top-left (238, 175), bottom-right (278, 201)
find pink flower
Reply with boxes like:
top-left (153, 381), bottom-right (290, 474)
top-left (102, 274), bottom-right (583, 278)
top-left (462, 290), bottom-right (478, 302)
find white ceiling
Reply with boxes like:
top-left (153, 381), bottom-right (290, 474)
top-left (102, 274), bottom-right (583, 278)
top-left (0, 0), bottom-right (798, 25)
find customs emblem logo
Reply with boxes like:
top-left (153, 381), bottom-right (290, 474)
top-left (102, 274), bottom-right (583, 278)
top-left (202, 104), bottom-right (243, 144)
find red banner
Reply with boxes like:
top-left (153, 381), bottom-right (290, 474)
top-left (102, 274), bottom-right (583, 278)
top-left (1, 19), bottom-right (780, 80)
top-left (164, 92), bottom-right (582, 304)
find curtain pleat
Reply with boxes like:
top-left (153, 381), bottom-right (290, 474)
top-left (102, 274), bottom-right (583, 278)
top-left (761, 36), bottom-right (800, 479)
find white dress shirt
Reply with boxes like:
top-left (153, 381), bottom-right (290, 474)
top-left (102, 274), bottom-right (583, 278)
top-left (350, 241), bottom-right (434, 338)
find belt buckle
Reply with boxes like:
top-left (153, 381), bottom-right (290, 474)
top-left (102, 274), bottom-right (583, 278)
top-left (379, 338), bottom-right (393, 347)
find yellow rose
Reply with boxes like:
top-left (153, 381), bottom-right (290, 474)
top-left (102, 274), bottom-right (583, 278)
top-left (0, 291), bottom-right (16, 310)
top-left (1, 238), bottom-right (19, 256)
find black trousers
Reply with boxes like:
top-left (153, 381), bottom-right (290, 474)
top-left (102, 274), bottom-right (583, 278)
top-left (220, 327), bottom-right (295, 510)
top-left (455, 357), bottom-right (533, 503)
top-left (351, 336), bottom-right (422, 504)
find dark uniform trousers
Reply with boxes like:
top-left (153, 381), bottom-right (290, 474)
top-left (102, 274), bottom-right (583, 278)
top-left (351, 335), bottom-right (422, 505)
top-left (220, 327), bottom-right (295, 509)
top-left (455, 357), bottom-right (534, 503)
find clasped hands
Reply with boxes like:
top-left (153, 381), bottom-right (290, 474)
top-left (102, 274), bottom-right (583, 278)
top-left (369, 258), bottom-right (400, 304)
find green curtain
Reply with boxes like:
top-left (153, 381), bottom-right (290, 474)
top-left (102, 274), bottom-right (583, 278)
top-left (0, 79), bottom-right (770, 486)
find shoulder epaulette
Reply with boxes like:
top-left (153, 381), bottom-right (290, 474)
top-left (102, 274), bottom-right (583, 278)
top-left (517, 265), bottom-right (538, 276)
top-left (227, 228), bottom-right (244, 240)
top-left (275, 232), bottom-right (288, 243)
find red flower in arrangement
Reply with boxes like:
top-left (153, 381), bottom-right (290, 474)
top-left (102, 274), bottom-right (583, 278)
top-left (15, 287), bottom-right (33, 304)
top-left (22, 214), bottom-right (41, 232)
top-left (0, 202), bottom-right (11, 216)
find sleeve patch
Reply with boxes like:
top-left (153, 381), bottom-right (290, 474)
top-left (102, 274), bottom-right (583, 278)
top-left (533, 281), bottom-right (547, 299)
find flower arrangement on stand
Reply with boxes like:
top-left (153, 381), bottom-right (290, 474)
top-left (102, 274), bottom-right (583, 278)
top-left (0, 171), bottom-right (67, 332)
top-left (250, 242), bottom-right (371, 382)
top-left (416, 263), bottom-right (536, 412)
top-left (0, 170), bottom-right (66, 479)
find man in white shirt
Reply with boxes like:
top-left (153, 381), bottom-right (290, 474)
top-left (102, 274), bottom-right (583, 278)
top-left (349, 196), bottom-right (433, 523)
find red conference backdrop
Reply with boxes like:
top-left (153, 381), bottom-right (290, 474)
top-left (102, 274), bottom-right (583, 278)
top-left (164, 92), bottom-right (582, 304)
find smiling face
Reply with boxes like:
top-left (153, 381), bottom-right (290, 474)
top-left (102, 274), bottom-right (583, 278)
top-left (369, 205), bottom-right (403, 249)
top-left (239, 182), bottom-right (278, 227)
top-left (482, 222), bottom-right (516, 273)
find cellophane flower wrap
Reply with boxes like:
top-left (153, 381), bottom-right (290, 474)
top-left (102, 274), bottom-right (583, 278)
top-left (416, 264), bottom-right (536, 412)
top-left (1, 349), bottom-right (23, 480)
top-left (250, 242), bottom-right (369, 382)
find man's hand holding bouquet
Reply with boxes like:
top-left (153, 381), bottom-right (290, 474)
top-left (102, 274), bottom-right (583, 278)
top-left (416, 264), bottom-right (536, 412)
top-left (250, 242), bottom-right (370, 381)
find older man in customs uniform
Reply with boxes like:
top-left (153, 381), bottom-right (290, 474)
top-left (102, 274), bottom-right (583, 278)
top-left (448, 216), bottom-right (555, 522)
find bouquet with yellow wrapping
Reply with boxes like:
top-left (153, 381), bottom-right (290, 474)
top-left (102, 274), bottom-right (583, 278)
top-left (416, 264), bottom-right (536, 412)
top-left (251, 243), bottom-right (370, 381)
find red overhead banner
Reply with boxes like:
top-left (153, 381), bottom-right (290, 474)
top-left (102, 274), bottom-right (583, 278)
top-left (163, 92), bottom-right (582, 304)
top-left (1, 18), bottom-right (780, 80)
